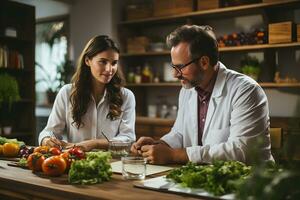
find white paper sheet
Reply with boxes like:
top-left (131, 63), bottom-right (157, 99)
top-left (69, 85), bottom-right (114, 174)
top-left (111, 161), bottom-right (173, 176)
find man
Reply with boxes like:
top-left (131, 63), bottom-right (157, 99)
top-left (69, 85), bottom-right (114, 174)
top-left (131, 25), bottom-right (274, 164)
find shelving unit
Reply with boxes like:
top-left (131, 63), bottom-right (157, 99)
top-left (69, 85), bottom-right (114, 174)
top-left (118, 0), bottom-right (300, 139)
top-left (119, 0), bottom-right (300, 25)
top-left (0, 1), bottom-right (36, 145)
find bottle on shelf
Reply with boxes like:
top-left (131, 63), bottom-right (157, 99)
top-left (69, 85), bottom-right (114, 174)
top-left (134, 66), bottom-right (142, 84)
top-left (147, 104), bottom-right (157, 118)
top-left (127, 68), bottom-right (135, 83)
top-left (168, 105), bottom-right (178, 119)
top-left (160, 104), bottom-right (169, 118)
top-left (141, 63), bottom-right (153, 83)
top-left (153, 71), bottom-right (160, 83)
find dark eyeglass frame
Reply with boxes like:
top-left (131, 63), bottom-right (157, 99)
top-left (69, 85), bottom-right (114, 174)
top-left (171, 57), bottom-right (201, 75)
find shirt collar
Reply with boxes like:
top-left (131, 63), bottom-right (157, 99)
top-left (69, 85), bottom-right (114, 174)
top-left (195, 63), bottom-right (219, 96)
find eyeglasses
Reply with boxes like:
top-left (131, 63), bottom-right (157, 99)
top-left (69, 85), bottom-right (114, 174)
top-left (171, 57), bottom-right (201, 75)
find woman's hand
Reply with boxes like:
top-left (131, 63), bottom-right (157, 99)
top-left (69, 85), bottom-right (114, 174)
top-left (42, 137), bottom-right (67, 149)
top-left (65, 139), bottom-right (107, 152)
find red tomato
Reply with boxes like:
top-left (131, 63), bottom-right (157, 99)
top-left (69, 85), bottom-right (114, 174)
top-left (42, 156), bottom-right (66, 176)
top-left (68, 147), bottom-right (85, 160)
top-left (60, 152), bottom-right (71, 172)
top-left (27, 152), bottom-right (46, 172)
top-left (49, 147), bottom-right (61, 155)
top-left (34, 146), bottom-right (49, 154)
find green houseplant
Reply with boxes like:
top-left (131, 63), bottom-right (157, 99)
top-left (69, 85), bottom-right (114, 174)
top-left (0, 74), bottom-right (20, 134)
top-left (240, 55), bottom-right (261, 81)
top-left (36, 59), bottom-right (74, 104)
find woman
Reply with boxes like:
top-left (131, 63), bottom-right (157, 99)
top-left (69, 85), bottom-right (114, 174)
top-left (39, 35), bottom-right (136, 152)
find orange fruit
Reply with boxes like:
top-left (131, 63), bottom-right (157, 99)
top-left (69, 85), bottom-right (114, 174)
top-left (3, 143), bottom-right (20, 157)
top-left (0, 145), bottom-right (3, 155)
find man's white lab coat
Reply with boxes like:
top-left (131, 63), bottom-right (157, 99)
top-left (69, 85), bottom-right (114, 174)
top-left (161, 62), bottom-right (274, 164)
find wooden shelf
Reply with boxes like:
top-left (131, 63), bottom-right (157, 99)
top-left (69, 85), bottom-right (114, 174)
top-left (121, 42), bottom-right (300, 57)
top-left (0, 35), bottom-right (32, 43)
top-left (119, 0), bottom-right (300, 25)
top-left (3, 131), bottom-right (32, 138)
top-left (259, 82), bottom-right (300, 88)
top-left (18, 98), bottom-right (33, 103)
top-left (127, 82), bottom-right (181, 87)
top-left (136, 116), bottom-right (175, 126)
top-left (127, 82), bottom-right (300, 88)
top-left (219, 42), bottom-right (300, 52)
top-left (0, 68), bottom-right (33, 73)
top-left (121, 51), bottom-right (170, 57)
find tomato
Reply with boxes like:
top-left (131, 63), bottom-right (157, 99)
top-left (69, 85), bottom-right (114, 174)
top-left (49, 147), bottom-right (61, 155)
top-left (3, 143), bottom-right (20, 157)
top-left (34, 146), bottom-right (50, 154)
top-left (27, 152), bottom-right (46, 172)
top-left (60, 152), bottom-right (72, 172)
top-left (42, 156), bottom-right (66, 176)
top-left (68, 147), bottom-right (85, 160)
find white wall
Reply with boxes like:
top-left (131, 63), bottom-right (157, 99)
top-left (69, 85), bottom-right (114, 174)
top-left (12, 0), bottom-right (70, 19)
top-left (69, 0), bottom-right (115, 61)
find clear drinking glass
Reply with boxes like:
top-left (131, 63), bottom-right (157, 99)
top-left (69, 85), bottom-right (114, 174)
top-left (108, 140), bottom-right (132, 158)
top-left (122, 156), bottom-right (147, 180)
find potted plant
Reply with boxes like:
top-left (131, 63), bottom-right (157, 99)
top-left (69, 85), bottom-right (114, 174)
top-left (241, 65), bottom-right (261, 81)
top-left (240, 55), bottom-right (261, 81)
top-left (0, 73), bottom-right (20, 135)
top-left (36, 58), bottom-right (74, 104)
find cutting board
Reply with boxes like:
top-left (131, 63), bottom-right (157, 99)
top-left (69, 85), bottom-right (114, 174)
top-left (134, 176), bottom-right (235, 200)
top-left (0, 156), bottom-right (20, 162)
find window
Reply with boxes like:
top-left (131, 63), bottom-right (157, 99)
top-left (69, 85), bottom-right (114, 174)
top-left (35, 16), bottom-right (69, 105)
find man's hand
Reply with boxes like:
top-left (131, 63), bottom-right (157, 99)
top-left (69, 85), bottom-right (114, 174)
top-left (131, 137), bottom-right (155, 155)
top-left (140, 143), bottom-right (174, 164)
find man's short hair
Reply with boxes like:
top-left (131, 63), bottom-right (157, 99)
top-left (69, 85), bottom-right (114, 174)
top-left (166, 25), bottom-right (219, 66)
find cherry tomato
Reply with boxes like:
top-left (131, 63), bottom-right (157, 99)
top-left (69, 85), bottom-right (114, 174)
top-left (68, 147), bottom-right (85, 160)
top-left (27, 152), bottom-right (46, 172)
top-left (42, 156), bottom-right (66, 176)
top-left (49, 147), bottom-right (61, 155)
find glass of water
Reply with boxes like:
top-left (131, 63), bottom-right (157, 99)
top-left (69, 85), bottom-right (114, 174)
top-left (108, 140), bottom-right (132, 158)
top-left (122, 156), bottom-right (147, 180)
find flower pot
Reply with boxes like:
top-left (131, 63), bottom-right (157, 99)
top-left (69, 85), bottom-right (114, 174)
top-left (3, 126), bottom-right (12, 136)
top-left (47, 91), bottom-right (57, 105)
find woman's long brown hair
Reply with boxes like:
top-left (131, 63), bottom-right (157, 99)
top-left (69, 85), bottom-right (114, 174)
top-left (70, 35), bottom-right (125, 129)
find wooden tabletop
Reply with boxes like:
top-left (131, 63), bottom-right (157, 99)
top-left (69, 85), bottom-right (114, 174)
top-left (0, 160), bottom-right (203, 200)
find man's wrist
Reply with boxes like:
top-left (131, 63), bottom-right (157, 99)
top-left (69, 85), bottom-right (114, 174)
top-left (171, 148), bottom-right (189, 164)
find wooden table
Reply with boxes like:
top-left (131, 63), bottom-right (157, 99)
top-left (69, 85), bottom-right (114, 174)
top-left (0, 160), bottom-right (203, 200)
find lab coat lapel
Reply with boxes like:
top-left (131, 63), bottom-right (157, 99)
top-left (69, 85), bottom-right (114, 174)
top-left (188, 89), bottom-right (198, 145)
top-left (203, 62), bottom-right (227, 141)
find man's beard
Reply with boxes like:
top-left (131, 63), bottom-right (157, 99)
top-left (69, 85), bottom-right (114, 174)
top-left (178, 70), bottom-right (204, 89)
